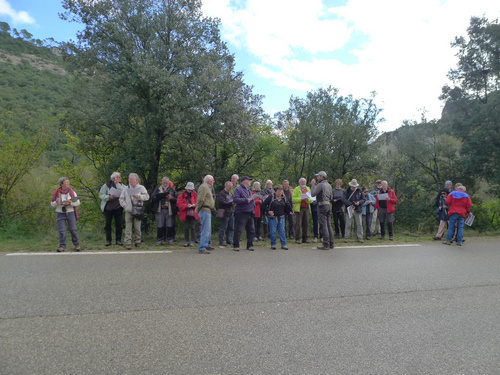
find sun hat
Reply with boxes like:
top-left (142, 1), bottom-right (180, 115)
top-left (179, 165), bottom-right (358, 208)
top-left (185, 182), bottom-right (195, 190)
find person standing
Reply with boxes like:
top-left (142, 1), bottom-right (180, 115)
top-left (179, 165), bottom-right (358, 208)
top-left (252, 181), bottom-right (264, 242)
top-left (332, 179), bottom-right (346, 239)
top-left (232, 176), bottom-right (257, 251)
top-left (119, 173), bottom-right (149, 250)
top-left (370, 180), bottom-right (382, 236)
top-left (310, 171), bottom-right (334, 250)
top-left (374, 180), bottom-right (398, 241)
top-left (195, 175), bottom-right (215, 254)
top-left (261, 180), bottom-right (274, 238)
top-left (434, 188), bottom-right (450, 241)
top-left (282, 180), bottom-right (295, 239)
top-left (361, 186), bottom-right (376, 240)
top-left (262, 185), bottom-right (292, 250)
top-left (152, 177), bottom-right (178, 245)
top-left (217, 181), bottom-right (234, 246)
top-left (176, 182), bottom-right (198, 247)
top-left (444, 185), bottom-right (472, 246)
top-left (51, 177), bottom-right (81, 252)
top-left (292, 178), bottom-right (313, 244)
top-left (309, 179), bottom-right (320, 242)
top-left (343, 179), bottom-right (365, 243)
top-left (99, 171), bottom-right (126, 246)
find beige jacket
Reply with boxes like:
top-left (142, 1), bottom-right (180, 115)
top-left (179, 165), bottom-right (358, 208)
top-left (119, 184), bottom-right (150, 213)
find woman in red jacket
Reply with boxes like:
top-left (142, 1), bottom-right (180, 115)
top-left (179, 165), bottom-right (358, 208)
top-left (176, 182), bottom-right (199, 247)
top-left (444, 185), bottom-right (472, 246)
top-left (374, 180), bottom-right (398, 240)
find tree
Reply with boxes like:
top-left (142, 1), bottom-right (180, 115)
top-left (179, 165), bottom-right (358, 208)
top-left (441, 16), bottom-right (500, 189)
top-left (276, 87), bottom-right (381, 181)
top-left (60, 0), bottom-right (265, 191)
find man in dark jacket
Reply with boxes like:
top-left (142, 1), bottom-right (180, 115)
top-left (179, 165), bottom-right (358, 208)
top-left (218, 181), bottom-right (234, 246)
top-left (232, 176), bottom-right (257, 251)
top-left (342, 179), bottom-right (365, 243)
top-left (310, 171), bottom-right (334, 250)
top-left (332, 179), bottom-right (346, 239)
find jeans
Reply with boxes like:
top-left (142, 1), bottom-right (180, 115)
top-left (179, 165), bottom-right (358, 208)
top-left (310, 204), bottom-right (319, 238)
top-left (233, 212), bottom-right (255, 249)
top-left (294, 207), bottom-right (310, 241)
top-left (345, 211), bottom-right (363, 239)
top-left (318, 207), bottom-right (334, 247)
top-left (378, 208), bottom-right (394, 238)
top-left (446, 213), bottom-right (464, 243)
top-left (124, 212), bottom-right (142, 245)
top-left (184, 216), bottom-right (196, 242)
top-left (268, 216), bottom-right (286, 246)
top-left (198, 210), bottom-right (212, 251)
top-left (104, 208), bottom-right (123, 243)
top-left (333, 210), bottom-right (345, 237)
top-left (56, 212), bottom-right (79, 248)
top-left (364, 212), bottom-right (372, 239)
top-left (219, 214), bottom-right (234, 244)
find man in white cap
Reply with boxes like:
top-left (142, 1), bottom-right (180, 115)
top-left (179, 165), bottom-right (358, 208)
top-left (310, 171), bottom-right (334, 249)
top-left (342, 179), bottom-right (365, 243)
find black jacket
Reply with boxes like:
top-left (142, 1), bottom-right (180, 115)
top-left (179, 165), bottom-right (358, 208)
top-left (342, 188), bottom-right (365, 213)
top-left (261, 194), bottom-right (292, 217)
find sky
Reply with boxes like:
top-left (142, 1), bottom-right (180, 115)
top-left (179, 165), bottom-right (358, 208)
top-left (1, 0), bottom-right (499, 132)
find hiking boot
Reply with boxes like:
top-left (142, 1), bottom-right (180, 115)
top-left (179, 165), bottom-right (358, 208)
top-left (443, 240), bottom-right (451, 245)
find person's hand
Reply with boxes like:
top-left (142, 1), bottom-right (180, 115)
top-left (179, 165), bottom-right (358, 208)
top-left (132, 194), bottom-right (138, 198)
top-left (110, 194), bottom-right (115, 199)
top-left (63, 200), bottom-right (71, 206)
top-left (268, 211), bottom-right (274, 216)
top-left (56, 198), bottom-right (61, 204)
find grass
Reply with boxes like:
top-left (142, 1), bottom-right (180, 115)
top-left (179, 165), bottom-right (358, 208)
top-left (1, 227), bottom-right (498, 253)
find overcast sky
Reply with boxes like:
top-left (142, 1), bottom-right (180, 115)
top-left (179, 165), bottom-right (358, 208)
top-left (2, 0), bottom-right (499, 132)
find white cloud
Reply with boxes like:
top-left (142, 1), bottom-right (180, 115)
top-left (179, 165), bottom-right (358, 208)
top-left (207, 0), bottom-right (499, 131)
top-left (0, 0), bottom-right (35, 24)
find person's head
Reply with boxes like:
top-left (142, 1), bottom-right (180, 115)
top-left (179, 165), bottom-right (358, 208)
top-left (224, 181), bottom-right (232, 191)
top-left (315, 171), bottom-right (327, 181)
top-left (58, 177), bottom-right (70, 189)
top-left (204, 174), bottom-right (215, 186)
top-left (375, 179), bottom-right (382, 188)
top-left (298, 178), bottom-right (306, 187)
top-left (128, 173), bottom-right (139, 187)
top-left (274, 184), bottom-right (283, 197)
top-left (335, 179), bottom-right (343, 188)
top-left (110, 172), bottom-right (121, 184)
top-left (231, 174), bottom-right (239, 187)
top-left (445, 180), bottom-right (452, 190)
top-left (282, 180), bottom-right (289, 189)
top-left (253, 181), bottom-right (261, 191)
top-left (455, 182), bottom-right (463, 190)
top-left (362, 187), bottom-right (369, 195)
top-left (241, 176), bottom-right (252, 188)
top-left (349, 179), bottom-right (359, 191)
top-left (381, 180), bottom-right (388, 190)
top-left (457, 185), bottom-right (466, 192)
top-left (184, 182), bottom-right (195, 192)
top-left (441, 188), bottom-right (449, 197)
top-left (266, 180), bottom-right (273, 189)
top-left (161, 177), bottom-right (170, 188)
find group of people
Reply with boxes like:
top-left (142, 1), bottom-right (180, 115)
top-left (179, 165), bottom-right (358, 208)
top-left (433, 181), bottom-right (473, 246)
top-left (51, 171), bottom-right (471, 253)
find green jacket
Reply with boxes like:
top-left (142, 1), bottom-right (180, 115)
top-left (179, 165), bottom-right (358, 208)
top-left (292, 185), bottom-right (313, 213)
top-left (196, 183), bottom-right (215, 213)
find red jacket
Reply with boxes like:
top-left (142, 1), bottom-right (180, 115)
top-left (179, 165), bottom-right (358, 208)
top-left (446, 191), bottom-right (472, 218)
top-left (252, 190), bottom-right (261, 218)
top-left (176, 191), bottom-right (199, 222)
top-left (374, 187), bottom-right (398, 213)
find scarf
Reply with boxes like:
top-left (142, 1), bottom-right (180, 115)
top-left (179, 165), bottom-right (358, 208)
top-left (52, 187), bottom-right (79, 220)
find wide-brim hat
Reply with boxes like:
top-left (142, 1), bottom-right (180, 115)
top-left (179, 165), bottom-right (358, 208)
top-left (349, 179), bottom-right (359, 187)
top-left (185, 182), bottom-right (195, 190)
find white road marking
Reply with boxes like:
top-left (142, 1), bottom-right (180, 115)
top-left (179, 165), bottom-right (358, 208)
top-left (315, 244), bottom-right (423, 249)
top-left (6, 250), bottom-right (173, 256)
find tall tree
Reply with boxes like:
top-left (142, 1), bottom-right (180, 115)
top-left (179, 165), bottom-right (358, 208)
top-left (441, 16), bottom-right (500, 189)
top-left (60, 0), bottom-right (264, 191)
top-left (276, 87), bottom-right (381, 181)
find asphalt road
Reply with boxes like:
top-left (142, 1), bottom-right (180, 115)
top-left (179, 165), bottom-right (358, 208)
top-left (1, 241), bottom-right (499, 374)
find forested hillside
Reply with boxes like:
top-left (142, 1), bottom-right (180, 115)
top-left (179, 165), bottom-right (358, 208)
top-left (0, 7), bottom-right (499, 237)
